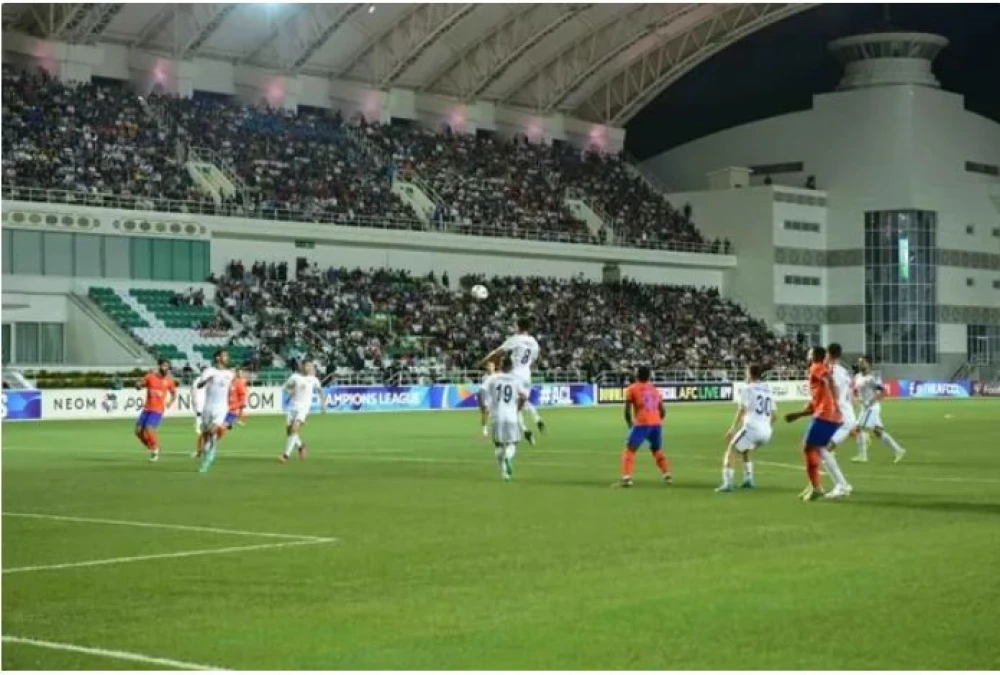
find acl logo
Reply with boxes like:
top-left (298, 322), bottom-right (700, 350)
top-left (102, 393), bottom-right (119, 413)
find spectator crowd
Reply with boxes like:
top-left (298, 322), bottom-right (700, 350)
top-left (3, 66), bottom-right (716, 252)
top-left (215, 260), bottom-right (803, 381)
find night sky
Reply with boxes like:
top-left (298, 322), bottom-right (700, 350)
top-left (626, 4), bottom-right (1000, 160)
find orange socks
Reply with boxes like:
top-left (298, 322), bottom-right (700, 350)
top-left (621, 449), bottom-right (636, 478)
top-left (652, 450), bottom-right (670, 476)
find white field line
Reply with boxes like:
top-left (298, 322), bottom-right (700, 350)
top-left (2, 635), bottom-right (226, 670)
top-left (2, 512), bottom-right (331, 542)
top-left (3, 538), bottom-right (334, 575)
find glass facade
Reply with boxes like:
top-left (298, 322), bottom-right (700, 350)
top-left (864, 210), bottom-right (938, 364)
top-left (1, 230), bottom-right (209, 282)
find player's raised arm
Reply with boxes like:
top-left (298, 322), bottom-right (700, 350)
top-left (196, 370), bottom-right (213, 389)
top-left (479, 346), bottom-right (505, 368)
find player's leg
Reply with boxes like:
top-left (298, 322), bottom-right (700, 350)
top-left (281, 416), bottom-right (306, 462)
top-left (493, 443), bottom-right (506, 478)
top-left (619, 427), bottom-right (645, 488)
top-left (647, 426), bottom-right (671, 483)
top-left (717, 446), bottom-right (737, 492)
top-left (144, 414), bottom-right (163, 462)
top-left (740, 449), bottom-right (755, 488)
top-left (198, 418), bottom-right (222, 473)
top-left (872, 425), bottom-right (906, 462)
top-left (820, 446), bottom-right (851, 498)
top-left (520, 375), bottom-right (544, 434)
top-left (801, 420), bottom-right (832, 501)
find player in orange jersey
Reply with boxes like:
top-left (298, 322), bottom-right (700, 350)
top-left (135, 358), bottom-right (177, 462)
top-left (618, 366), bottom-right (672, 488)
top-left (785, 347), bottom-right (843, 501)
top-left (224, 367), bottom-right (248, 430)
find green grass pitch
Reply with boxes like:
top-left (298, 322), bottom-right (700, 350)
top-left (3, 399), bottom-right (999, 670)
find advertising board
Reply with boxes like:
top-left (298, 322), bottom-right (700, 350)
top-left (895, 380), bottom-right (973, 399)
top-left (40, 387), bottom-right (284, 420)
top-left (1, 390), bottom-right (43, 421)
top-left (596, 382), bottom-right (733, 405)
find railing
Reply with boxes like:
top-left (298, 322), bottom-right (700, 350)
top-left (623, 151), bottom-right (673, 195)
top-left (2, 185), bottom-right (727, 256)
top-left (189, 145), bottom-right (252, 203)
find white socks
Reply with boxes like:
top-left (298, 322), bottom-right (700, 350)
top-left (504, 444), bottom-right (516, 461)
top-left (820, 448), bottom-right (849, 487)
top-left (855, 432), bottom-right (868, 459)
top-left (283, 434), bottom-right (301, 457)
top-left (722, 466), bottom-right (734, 486)
top-left (743, 461), bottom-right (754, 482)
top-left (881, 431), bottom-right (904, 456)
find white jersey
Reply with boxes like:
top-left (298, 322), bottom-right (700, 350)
top-left (197, 367), bottom-right (234, 415)
top-left (854, 373), bottom-right (883, 412)
top-left (482, 373), bottom-right (529, 423)
top-left (190, 377), bottom-right (206, 413)
top-left (502, 334), bottom-right (539, 380)
top-left (739, 382), bottom-right (775, 429)
top-left (285, 373), bottom-right (322, 411)
top-left (830, 363), bottom-right (856, 424)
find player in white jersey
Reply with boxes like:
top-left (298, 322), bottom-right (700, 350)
top-left (478, 355), bottom-right (529, 481)
top-left (717, 364), bottom-right (775, 492)
top-left (479, 361), bottom-right (496, 437)
top-left (194, 350), bottom-right (234, 473)
top-left (190, 366), bottom-right (207, 434)
top-left (852, 356), bottom-right (906, 463)
top-left (280, 359), bottom-right (325, 463)
top-left (481, 318), bottom-right (544, 445)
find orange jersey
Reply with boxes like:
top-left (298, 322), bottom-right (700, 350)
top-left (141, 373), bottom-right (177, 413)
top-left (228, 377), bottom-right (248, 413)
top-left (807, 362), bottom-right (840, 423)
top-left (625, 382), bottom-right (663, 425)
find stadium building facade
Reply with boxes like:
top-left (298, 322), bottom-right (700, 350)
top-left (644, 33), bottom-right (1000, 378)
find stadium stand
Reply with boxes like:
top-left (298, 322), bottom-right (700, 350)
top-left (214, 261), bottom-right (803, 380)
top-left (3, 65), bottom-right (711, 252)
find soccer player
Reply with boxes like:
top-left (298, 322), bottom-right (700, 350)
top-left (280, 359), bottom-right (324, 463)
top-left (134, 358), bottom-right (177, 462)
top-left (195, 350), bottom-right (234, 473)
top-left (717, 364), bottom-right (774, 492)
top-left (822, 343), bottom-right (856, 496)
top-left (225, 367), bottom-right (248, 430)
top-left (481, 318), bottom-right (544, 445)
top-left (190, 365), bottom-right (206, 434)
top-left (619, 365), bottom-right (671, 488)
top-left (479, 355), bottom-right (529, 481)
top-left (784, 347), bottom-right (843, 501)
top-left (480, 360), bottom-right (497, 438)
top-left (853, 356), bottom-right (907, 463)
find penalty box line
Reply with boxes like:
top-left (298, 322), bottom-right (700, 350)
top-left (2, 635), bottom-right (226, 670)
top-left (2, 512), bottom-right (337, 575)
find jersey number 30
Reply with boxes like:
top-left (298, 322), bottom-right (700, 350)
top-left (753, 395), bottom-right (773, 416)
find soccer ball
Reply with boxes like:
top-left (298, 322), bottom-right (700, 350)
top-left (470, 284), bottom-right (489, 300)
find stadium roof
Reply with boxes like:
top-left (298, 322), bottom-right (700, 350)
top-left (3, 3), bottom-right (813, 125)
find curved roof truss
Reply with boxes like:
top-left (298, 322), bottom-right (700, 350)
top-left (8, 3), bottom-right (816, 127)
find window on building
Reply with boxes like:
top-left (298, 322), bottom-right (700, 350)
top-left (864, 210), bottom-right (938, 364)
top-left (783, 220), bottom-right (821, 233)
top-left (967, 278), bottom-right (975, 287)
top-left (11, 322), bottom-right (65, 365)
top-left (750, 161), bottom-right (805, 176)
top-left (967, 324), bottom-right (1000, 364)
top-left (785, 323), bottom-right (822, 348)
top-left (966, 224), bottom-right (976, 235)
top-left (965, 161), bottom-right (999, 177)
top-left (785, 275), bottom-right (821, 287)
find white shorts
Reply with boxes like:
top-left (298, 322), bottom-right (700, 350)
top-left (286, 408), bottom-right (309, 426)
top-left (491, 419), bottom-right (521, 445)
top-left (857, 406), bottom-right (883, 431)
top-left (831, 408), bottom-right (858, 445)
top-left (730, 424), bottom-right (772, 452)
top-left (201, 409), bottom-right (227, 432)
top-left (193, 411), bottom-right (202, 433)
top-left (512, 368), bottom-right (532, 389)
